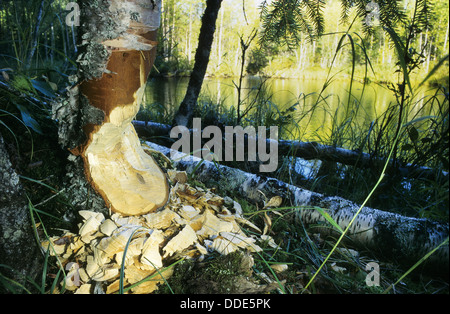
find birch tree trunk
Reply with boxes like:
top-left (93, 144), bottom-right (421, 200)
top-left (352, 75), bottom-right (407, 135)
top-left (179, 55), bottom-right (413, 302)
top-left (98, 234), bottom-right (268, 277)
top-left (145, 141), bottom-right (449, 274)
top-left (52, 0), bottom-right (168, 216)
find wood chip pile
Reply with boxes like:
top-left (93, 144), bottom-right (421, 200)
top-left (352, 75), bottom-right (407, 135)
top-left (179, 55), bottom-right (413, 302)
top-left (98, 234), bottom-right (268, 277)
top-left (41, 171), bottom-right (281, 294)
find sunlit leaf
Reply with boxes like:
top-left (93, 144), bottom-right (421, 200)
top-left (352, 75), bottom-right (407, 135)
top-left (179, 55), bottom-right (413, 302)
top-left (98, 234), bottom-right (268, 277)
top-left (314, 207), bottom-right (344, 234)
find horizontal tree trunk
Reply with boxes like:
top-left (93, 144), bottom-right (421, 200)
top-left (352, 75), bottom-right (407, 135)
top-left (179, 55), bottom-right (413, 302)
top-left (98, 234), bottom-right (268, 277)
top-left (145, 140), bottom-right (449, 274)
top-left (52, 0), bottom-right (169, 217)
top-left (132, 120), bottom-right (448, 182)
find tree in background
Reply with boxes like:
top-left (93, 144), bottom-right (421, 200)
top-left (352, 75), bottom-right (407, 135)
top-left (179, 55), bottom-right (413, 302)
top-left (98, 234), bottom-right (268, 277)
top-left (172, 0), bottom-right (223, 127)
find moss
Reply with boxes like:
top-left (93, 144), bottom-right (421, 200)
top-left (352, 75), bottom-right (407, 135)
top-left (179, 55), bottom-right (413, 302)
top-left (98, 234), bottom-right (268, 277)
top-left (77, 0), bottom-right (124, 80)
top-left (159, 252), bottom-right (256, 294)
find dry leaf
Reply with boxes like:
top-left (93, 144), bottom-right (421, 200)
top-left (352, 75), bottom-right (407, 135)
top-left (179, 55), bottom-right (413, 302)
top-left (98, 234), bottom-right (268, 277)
top-left (235, 216), bottom-right (262, 233)
top-left (233, 201), bottom-right (243, 217)
top-left (259, 235), bottom-right (281, 249)
top-left (264, 196), bottom-right (282, 209)
top-left (1, 71), bottom-right (10, 81)
top-left (262, 212), bottom-right (272, 235)
top-left (331, 262), bottom-right (347, 273)
top-left (270, 264), bottom-right (288, 273)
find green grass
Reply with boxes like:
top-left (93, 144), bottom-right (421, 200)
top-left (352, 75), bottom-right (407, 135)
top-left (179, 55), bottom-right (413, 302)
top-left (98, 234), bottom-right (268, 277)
top-left (147, 22), bottom-right (448, 294)
top-left (1, 1), bottom-right (448, 294)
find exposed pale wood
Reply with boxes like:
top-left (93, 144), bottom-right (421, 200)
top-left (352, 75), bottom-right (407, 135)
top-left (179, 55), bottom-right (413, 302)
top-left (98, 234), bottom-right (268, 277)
top-left (70, 0), bottom-right (168, 216)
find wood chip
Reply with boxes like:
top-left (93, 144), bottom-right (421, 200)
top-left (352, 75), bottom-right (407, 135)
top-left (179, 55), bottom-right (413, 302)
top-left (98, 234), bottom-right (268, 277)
top-left (99, 219), bottom-right (118, 236)
top-left (143, 208), bottom-right (179, 229)
top-left (141, 230), bottom-right (165, 268)
top-left (163, 225), bottom-right (197, 258)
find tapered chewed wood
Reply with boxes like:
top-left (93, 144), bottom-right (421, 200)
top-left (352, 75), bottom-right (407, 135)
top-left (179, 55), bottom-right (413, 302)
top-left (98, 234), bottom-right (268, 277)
top-left (76, 0), bottom-right (168, 216)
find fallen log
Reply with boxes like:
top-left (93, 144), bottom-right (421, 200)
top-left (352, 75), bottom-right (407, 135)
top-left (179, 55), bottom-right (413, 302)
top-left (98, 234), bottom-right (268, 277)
top-left (132, 120), bottom-right (449, 182)
top-left (145, 141), bottom-right (449, 274)
top-left (132, 120), bottom-right (448, 183)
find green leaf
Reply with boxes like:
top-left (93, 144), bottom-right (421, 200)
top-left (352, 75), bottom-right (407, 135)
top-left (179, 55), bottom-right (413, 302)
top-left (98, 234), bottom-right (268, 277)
top-left (11, 75), bottom-right (32, 92)
top-left (31, 79), bottom-right (56, 98)
top-left (408, 126), bottom-right (419, 142)
top-left (403, 115), bottom-right (436, 127)
top-left (402, 144), bottom-right (413, 151)
top-left (384, 27), bottom-right (413, 95)
top-left (419, 54), bottom-right (449, 86)
top-left (15, 103), bottom-right (42, 134)
top-left (420, 137), bottom-right (432, 144)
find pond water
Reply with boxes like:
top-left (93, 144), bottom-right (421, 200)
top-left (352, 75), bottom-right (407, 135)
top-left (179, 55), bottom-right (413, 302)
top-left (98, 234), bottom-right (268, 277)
top-left (143, 76), bottom-right (431, 142)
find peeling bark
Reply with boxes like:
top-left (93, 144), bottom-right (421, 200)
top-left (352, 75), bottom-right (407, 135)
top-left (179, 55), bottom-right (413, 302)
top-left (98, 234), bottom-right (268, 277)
top-left (146, 141), bottom-right (449, 274)
top-left (53, 0), bottom-right (169, 216)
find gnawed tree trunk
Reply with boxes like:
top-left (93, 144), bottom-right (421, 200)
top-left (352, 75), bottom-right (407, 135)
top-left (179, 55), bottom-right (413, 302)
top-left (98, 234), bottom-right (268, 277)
top-left (0, 134), bottom-right (41, 292)
top-left (53, 0), bottom-right (168, 216)
top-left (132, 120), bottom-right (449, 182)
top-left (145, 141), bottom-right (449, 274)
top-left (172, 0), bottom-right (223, 127)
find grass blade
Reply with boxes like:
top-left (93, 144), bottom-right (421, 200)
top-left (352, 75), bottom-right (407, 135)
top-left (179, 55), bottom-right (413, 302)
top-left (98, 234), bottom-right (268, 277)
top-left (314, 207), bottom-right (344, 234)
top-left (383, 237), bottom-right (449, 294)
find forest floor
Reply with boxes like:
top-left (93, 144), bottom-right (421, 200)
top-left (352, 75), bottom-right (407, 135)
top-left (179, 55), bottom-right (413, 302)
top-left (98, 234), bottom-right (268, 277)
top-left (4, 121), bottom-right (447, 295)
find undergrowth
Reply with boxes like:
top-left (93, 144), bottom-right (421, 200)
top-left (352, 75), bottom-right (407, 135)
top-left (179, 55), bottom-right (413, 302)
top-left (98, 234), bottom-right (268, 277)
top-left (137, 11), bottom-right (449, 294)
top-left (1, 0), bottom-right (448, 294)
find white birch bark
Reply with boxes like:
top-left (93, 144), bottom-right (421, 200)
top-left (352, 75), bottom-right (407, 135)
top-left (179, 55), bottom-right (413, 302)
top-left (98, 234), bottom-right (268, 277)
top-left (145, 141), bottom-right (449, 272)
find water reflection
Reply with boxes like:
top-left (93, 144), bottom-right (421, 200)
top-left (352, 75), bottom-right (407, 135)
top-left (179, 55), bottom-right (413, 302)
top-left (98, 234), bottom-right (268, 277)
top-left (143, 76), bottom-right (420, 142)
